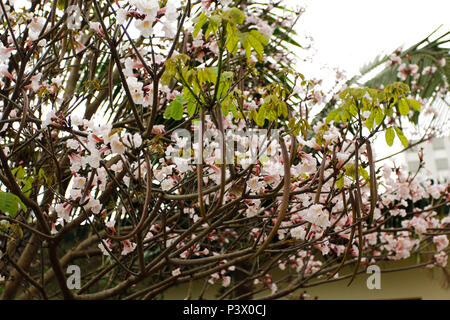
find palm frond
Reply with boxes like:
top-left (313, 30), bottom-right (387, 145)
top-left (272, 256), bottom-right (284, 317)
top-left (313, 28), bottom-right (450, 126)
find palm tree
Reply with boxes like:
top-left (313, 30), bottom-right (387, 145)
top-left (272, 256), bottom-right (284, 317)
top-left (313, 28), bottom-right (450, 128)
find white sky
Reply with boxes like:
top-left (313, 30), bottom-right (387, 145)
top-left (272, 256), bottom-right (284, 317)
top-left (292, 0), bottom-right (450, 78)
top-left (288, 0), bottom-right (450, 165)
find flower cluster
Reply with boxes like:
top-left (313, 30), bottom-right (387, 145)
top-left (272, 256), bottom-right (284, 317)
top-left (0, 0), bottom-right (448, 301)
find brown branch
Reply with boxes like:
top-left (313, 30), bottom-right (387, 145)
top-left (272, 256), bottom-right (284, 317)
top-left (253, 135), bottom-right (291, 258)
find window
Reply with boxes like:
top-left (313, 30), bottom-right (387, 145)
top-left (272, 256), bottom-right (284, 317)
top-left (436, 158), bottom-right (449, 170)
top-left (432, 138), bottom-right (445, 150)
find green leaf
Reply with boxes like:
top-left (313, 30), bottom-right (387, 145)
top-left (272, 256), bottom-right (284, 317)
top-left (336, 174), bottom-right (344, 189)
top-left (374, 108), bottom-right (383, 125)
top-left (164, 96), bottom-right (184, 120)
top-left (359, 166), bottom-right (369, 182)
top-left (407, 99), bottom-right (421, 112)
top-left (365, 111), bottom-right (375, 130)
top-left (398, 98), bottom-right (410, 116)
top-left (16, 196), bottom-right (26, 213)
top-left (247, 30), bottom-right (267, 59)
top-left (334, 112), bottom-right (341, 123)
top-left (57, 0), bottom-right (67, 10)
top-left (288, 117), bottom-right (296, 130)
top-left (249, 30), bottom-right (269, 46)
top-left (248, 34), bottom-right (263, 58)
top-left (389, 96), bottom-right (398, 108)
top-left (193, 13), bottom-right (207, 38)
top-left (225, 23), bottom-right (238, 55)
top-left (221, 101), bottom-right (230, 116)
top-left (230, 103), bottom-right (238, 118)
top-left (164, 104), bottom-right (173, 119)
top-left (339, 89), bottom-right (349, 99)
top-left (0, 192), bottom-right (24, 218)
top-left (38, 168), bottom-right (47, 183)
top-left (344, 163), bottom-right (356, 179)
top-left (326, 109), bottom-right (339, 123)
top-left (205, 15), bottom-right (222, 40)
top-left (171, 100), bottom-right (184, 121)
top-left (227, 8), bottom-right (245, 25)
top-left (280, 101), bottom-right (288, 118)
top-left (22, 179), bottom-right (33, 197)
top-left (187, 100), bottom-right (196, 117)
top-left (385, 107), bottom-right (394, 117)
top-left (221, 71), bottom-right (234, 81)
top-left (385, 127), bottom-right (395, 146)
top-left (161, 58), bottom-right (177, 85)
top-left (205, 68), bottom-right (217, 83)
top-left (12, 166), bottom-right (26, 180)
top-left (238, 32), bottom-right (251, 60)
top-left (255, 106), bottom-right (266, 126)
top-left (394, 126), bottom-right (408, 148)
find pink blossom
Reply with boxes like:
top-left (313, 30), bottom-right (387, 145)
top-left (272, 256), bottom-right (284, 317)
top-left (290, 225), bottom-right (306, 240)
top-left (110, 134), bottom-right (125, 155)
top-left (388, 54), bottom-right (402, 66)
top-left (29, 16), bottom-right (46, 40)
top-left (304, 204), bottom-right (330, 228)
top-left (98, 240), bottom-right (112, 256)
top-left (171, 268), bottom-right (181, 276)
top-left (84, 198), bottom-right (102, 214)
top-left (0, 43), bottom-right (14, 63)
top-left (116, 8), bottom-right (128, 25)
top-left (222, 276), bottom-right (231, 287)
top-left (55, 203), bottom-right (72, 222)
top-left (152, 125), bottom-right (166, 134)
top-left (397, 63), bottom-right (419, 80)
top-left (434, 252), bottom-right (448, 267)
top-left (89, 22), bottom-right (104, 36)
top-left (121, 240), bottom-right (137, 255)
top-left (433, 235), bottom-right (449, 251)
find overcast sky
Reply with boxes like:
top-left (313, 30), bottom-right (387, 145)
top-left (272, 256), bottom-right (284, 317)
top-left (291, 0), bottom-right (450, 77)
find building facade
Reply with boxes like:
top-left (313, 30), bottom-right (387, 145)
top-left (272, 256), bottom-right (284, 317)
top-left (405, 135), bottom-right (450, 182)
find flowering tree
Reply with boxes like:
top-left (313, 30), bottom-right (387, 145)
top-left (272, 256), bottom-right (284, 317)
top-left (0, 0), bottom-right (448, 300)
